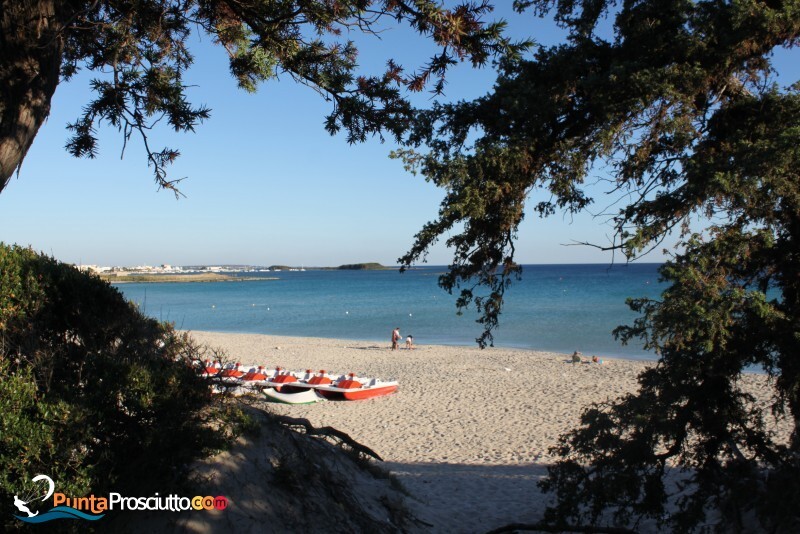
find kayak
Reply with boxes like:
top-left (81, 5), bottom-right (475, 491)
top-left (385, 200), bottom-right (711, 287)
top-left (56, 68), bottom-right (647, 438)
top-left (263, 388), bottom-right (326, 405)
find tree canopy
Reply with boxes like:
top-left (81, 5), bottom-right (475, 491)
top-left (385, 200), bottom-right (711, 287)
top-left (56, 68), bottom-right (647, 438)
top-left (396, 0), bottom-right (800, 530)
top-left (0, 0), bottom-right (524, 195)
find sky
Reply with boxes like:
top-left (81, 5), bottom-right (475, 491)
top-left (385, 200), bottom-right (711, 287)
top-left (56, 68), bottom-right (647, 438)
top-left (0, 4), bottom-right (797, 268)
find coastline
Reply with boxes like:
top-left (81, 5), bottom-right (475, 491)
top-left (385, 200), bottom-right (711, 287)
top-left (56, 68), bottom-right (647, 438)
top-left (185, 328), bottom-right (659, 362)
top-left (102, 273), bottom-right (279, 283)
top-left (187, 331), bottom-right (790, 532)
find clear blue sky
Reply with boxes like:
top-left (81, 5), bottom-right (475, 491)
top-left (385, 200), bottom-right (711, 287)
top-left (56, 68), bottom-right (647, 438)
top-left (0, 4), bottom-right (796, 267)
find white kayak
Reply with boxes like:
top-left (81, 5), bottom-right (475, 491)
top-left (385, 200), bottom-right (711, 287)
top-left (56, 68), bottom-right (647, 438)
top-left (262, 387), bottom-right (326, 405)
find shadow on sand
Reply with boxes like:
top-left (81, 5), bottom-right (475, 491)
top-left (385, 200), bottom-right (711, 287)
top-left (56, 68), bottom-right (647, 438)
top-left (385, 460), bottom-right (552, 532)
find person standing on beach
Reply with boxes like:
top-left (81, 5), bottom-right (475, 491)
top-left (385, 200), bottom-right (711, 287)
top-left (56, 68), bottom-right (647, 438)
top-left (391, 327), bottom-right (401, 350)
top-left (405, 335), bottom-right (414, 350)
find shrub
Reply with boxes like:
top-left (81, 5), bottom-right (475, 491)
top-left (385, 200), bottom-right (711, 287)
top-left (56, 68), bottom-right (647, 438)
top-left (0, 243), bottom-right (223, 528)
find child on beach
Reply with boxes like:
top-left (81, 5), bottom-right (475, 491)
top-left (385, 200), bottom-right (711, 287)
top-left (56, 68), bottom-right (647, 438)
top-left (405, 335), bottom-right (414, 350)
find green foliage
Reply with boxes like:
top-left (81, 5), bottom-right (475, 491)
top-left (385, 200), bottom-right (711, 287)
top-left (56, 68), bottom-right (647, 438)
top-left (0, 243), bottom-right (227, 529)
top-left (396, 0), bottom-right (800, 530)
top-left (542, 231), bottom-right (800, 531)
top-left (398, 0), bottom-right (800, 345)
top-left (1, 0), bottom-right (526, 194)
top-left (0, 361), bottom-right (92, 506)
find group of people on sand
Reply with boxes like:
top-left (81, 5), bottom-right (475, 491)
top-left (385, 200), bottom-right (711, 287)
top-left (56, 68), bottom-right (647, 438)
top-left (391, 327), bottom-right (413, 350)
top-left (571, 350), bottom-right (603, 364)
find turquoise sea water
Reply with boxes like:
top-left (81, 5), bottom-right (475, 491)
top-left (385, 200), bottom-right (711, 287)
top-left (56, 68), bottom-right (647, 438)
top-left (117, 264), bottom-right (665, 359)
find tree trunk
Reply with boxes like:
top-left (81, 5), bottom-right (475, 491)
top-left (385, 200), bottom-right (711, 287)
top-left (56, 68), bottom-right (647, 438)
top-left (0, 0), bottom-right (65, 194)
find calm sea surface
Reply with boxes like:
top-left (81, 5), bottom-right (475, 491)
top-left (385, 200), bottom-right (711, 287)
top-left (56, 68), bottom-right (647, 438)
top-left (116, 264), bottom-right (665, 360)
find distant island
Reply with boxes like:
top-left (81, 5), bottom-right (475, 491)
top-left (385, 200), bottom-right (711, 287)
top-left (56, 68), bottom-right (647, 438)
top-left (272, 263), bottom-right (391, 271)
top-left (336, 263), bottom-right (388, 270)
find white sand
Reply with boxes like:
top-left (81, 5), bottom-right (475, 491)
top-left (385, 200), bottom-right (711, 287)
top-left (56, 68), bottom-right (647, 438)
top-left (189, 331), bottom-right (785, 533)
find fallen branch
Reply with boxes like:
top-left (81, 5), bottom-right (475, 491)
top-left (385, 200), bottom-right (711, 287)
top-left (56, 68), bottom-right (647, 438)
top-left (271, 414), bottom-right (384, 461)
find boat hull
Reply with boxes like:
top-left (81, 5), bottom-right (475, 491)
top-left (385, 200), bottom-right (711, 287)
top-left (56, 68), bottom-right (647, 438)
top-left (316, 384), bottom-right (398, 400)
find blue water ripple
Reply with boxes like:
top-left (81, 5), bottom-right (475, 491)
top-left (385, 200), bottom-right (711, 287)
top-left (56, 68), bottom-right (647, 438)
top-left (15, 505), bottom-right (105, 523)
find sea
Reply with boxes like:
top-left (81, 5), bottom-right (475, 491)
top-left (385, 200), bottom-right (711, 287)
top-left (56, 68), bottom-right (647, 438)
top-left (117, 263), bottom-right (666, 360)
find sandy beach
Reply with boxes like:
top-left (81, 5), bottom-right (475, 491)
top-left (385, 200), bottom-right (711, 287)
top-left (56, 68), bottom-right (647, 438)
top-left (188, 331), bottom-right (785, 533)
